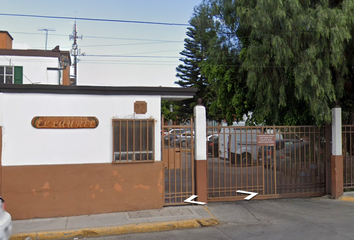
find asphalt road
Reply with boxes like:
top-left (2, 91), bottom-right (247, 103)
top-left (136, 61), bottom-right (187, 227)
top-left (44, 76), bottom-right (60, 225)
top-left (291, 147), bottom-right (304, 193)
top-left (88, 197), bottom-right (354, 240)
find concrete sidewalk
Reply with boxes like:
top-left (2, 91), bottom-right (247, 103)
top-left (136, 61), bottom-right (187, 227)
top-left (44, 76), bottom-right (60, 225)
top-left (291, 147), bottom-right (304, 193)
top-left (10, 205), bottom-right (218, 240)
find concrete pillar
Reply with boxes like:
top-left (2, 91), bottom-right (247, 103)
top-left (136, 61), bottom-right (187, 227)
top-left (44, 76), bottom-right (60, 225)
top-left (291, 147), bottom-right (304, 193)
top-left (194, 99), bottom-right (207, 203)
top-left (331, 106), bottom-right (343, 199)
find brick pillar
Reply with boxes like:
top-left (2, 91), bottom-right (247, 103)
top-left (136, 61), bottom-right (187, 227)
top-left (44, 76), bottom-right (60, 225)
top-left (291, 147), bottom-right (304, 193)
top-left (331, 106), bottom-right (343, 199)
top-left (194, 99), bottom-right (207, 203)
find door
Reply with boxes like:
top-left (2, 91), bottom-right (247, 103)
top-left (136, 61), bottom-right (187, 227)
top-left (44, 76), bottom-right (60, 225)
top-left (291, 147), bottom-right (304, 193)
top-left (162, 116), bottom-right (194, 205)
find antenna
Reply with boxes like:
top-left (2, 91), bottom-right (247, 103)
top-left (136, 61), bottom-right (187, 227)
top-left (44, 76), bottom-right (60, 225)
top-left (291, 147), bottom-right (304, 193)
top-left (69, 21), bottom-right (84, 85)
top-left (38, 28), bottom-right (56, 50)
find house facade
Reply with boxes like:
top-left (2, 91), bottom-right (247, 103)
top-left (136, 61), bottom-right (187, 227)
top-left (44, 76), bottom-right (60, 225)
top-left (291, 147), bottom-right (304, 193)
top-left (0, 31), bottom-right (71, 86)
top-left (0, 84), bottom-right (197, 220)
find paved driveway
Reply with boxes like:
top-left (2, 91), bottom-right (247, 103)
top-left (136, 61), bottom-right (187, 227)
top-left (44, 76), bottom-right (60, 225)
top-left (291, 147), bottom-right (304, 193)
top-left (94, 197), bottom-right (354, 240)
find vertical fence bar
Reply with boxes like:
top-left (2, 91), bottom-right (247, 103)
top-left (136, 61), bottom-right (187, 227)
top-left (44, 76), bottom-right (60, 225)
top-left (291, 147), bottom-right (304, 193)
top-left (190, 118), bottom-right (195, 198)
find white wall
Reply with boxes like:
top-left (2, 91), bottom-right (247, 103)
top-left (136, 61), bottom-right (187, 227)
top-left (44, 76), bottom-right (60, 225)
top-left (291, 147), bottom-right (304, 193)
top-left (0, 93), bottom-right (161, 166)
top-left (0, 56), bottom-right (60, 84)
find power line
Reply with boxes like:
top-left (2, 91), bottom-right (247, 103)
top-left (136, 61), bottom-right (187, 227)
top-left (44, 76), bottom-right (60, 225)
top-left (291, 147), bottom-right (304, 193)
top-left (125, 49), bottom-right (181, 55)
top-left (83, 55), bottom-right (179, 58)
top-left (0, 13), bottom-right (189, 26)
top-left (84, 35), bottom-right (182, 42)
top-left (29, 41), bottom-right (181, 49)
top-left (78, 41), bottom-right (180, 48)
top-left (10, 31), bottom-right (183, 43)
top-left (80, 61), bottom-right (177, 66)
top-left (81, 60), bottom-right (177, 63)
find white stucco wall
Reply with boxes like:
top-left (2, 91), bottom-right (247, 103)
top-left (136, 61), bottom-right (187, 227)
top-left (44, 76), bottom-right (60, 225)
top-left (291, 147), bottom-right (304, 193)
top-left (0, 93), bottom-right (161, 166)
top-left (0, 56), bottom-right (60, 84)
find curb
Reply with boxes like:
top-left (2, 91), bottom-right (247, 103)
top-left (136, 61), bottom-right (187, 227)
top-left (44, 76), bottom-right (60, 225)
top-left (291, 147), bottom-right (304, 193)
top-left (10, 218), bottom-right (219, 240)
top-left (339, 196), bottom-right (354, 203)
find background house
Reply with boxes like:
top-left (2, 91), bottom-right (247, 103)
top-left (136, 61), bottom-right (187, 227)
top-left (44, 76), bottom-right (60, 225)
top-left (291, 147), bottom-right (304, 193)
top-left (0, 31), bottom-right (71, 86)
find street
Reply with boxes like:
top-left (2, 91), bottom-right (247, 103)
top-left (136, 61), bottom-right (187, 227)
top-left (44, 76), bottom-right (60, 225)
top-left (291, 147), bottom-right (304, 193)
top-left (88, 197), bottom-right (354, 240)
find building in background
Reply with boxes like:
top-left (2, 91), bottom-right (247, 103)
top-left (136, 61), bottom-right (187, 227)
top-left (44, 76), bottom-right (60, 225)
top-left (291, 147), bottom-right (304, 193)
top-left (0, 31), bottom-right (71, 85)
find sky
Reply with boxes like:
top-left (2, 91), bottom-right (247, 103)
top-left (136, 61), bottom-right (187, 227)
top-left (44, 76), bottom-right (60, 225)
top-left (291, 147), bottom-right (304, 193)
top-left (0, 0), bottom-right (203, 87)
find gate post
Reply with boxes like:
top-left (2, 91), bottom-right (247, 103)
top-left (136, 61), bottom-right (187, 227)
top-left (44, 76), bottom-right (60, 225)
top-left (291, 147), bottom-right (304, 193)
top-left (331, 106), bottom-right (343, 199)
top-left (194, 99), bottom-right (207, 203)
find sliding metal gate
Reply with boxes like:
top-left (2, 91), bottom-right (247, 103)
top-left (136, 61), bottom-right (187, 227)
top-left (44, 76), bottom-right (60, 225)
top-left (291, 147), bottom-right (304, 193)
top-left (343, 125), bottom-right (354, 190)
top-left (162, 117), bottom-right (194, 205)
top-left (207, 125), bottom-right (326, 201)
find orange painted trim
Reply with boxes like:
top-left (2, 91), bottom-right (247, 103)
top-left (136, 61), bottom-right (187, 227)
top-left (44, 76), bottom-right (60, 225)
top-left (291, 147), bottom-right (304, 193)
top-left (2, 162), bottom-right (164, 220)
top-left (195, 160), bottom-right (207, 203)
top-left (331, 155), bottom-right (344, 199)
top-left (62, 67), bottom-right (70, 85)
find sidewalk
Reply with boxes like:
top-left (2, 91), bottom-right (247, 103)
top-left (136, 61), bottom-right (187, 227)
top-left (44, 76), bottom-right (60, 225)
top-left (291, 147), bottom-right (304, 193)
top-left (340, 191), bottom-right (354, 202)
top-left (10, 205), bottom-right (218, 240)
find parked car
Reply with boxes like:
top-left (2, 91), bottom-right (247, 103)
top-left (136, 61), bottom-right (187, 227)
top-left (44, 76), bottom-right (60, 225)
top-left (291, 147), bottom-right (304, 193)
top-left (164, 128), bottom-right (186, 145)
top-left (218, 123), bottom-right (263, 164)
top-left (259, 139), bottom-right (287, 168)
top-left (261, 139), bottom-right (312, 171)
top-left (207, 134), bottom-right (219, 156)
top-left (170, 131), bottom-right (194, 147)
top-left (0, 197), bottom-right (12, 240)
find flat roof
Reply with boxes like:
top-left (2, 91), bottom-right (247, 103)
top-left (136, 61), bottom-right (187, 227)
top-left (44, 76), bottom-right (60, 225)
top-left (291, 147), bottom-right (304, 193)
top-left (0, 49), bottom-right (70, 58)
top-left (0, 84), bottom-right (197, 100)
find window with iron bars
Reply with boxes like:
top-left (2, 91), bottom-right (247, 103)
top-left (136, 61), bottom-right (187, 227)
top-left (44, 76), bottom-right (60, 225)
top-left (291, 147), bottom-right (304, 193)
top-left (113, 119), bottom-right (154, 163)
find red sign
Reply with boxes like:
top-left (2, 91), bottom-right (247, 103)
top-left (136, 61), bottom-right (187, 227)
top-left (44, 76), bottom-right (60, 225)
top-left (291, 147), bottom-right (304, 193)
top-left (257, 134), bottom-right (275, 146)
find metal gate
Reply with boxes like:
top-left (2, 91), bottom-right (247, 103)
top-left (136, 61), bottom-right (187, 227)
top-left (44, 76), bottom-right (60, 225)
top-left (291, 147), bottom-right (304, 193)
top-left (162, 116), bottom-right (194, 205)
top-left (343, 125), bottom-right (354, 190)
top-left (207, 125), bottom-right (326, 201)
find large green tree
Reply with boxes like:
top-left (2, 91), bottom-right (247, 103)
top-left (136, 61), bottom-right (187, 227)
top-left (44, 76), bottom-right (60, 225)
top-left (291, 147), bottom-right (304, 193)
top-left (205, 0), bottom-right (354, 125)
top-left (201, 1), bottom-right (253, 125)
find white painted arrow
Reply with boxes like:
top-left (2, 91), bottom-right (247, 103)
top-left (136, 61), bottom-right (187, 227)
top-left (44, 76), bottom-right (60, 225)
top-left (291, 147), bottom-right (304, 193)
top-left (236, 190), bottom-right (258, 200)
top-left (184, 195), bottom-right (206, 205)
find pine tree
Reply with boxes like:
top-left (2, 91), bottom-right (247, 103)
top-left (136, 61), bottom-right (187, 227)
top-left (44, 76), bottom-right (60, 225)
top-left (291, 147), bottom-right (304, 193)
top-left (175, 3), bottom-right (219, 121)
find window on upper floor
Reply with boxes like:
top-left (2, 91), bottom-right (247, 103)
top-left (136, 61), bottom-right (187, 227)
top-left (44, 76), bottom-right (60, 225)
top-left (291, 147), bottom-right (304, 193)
top-left (0, 66), bottom-right (23, 84)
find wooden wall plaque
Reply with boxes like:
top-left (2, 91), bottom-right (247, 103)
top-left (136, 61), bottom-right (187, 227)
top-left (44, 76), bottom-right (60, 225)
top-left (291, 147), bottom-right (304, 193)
top-left (32, 117), bottom-right (99, 129)
top-left (134, 101), bottom-right (147, 114)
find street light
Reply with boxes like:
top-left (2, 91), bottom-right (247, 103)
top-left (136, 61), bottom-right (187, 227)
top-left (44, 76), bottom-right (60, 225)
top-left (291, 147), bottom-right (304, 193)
top-left (61, 56), bottom-right (70, 70)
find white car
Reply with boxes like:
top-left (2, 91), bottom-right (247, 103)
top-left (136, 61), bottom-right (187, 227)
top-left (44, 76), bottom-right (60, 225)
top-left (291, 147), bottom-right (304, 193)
top-left (0, 197), bottom-right (12, 240)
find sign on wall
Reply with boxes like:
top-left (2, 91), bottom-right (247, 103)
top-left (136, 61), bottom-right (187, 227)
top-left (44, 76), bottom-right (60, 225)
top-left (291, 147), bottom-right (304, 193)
top-left (31, 117), bottom-right (99, 129)
top-left (257, 134), bottom-right (275, 146)
top-left (134, 101), bottom-right (147, 114)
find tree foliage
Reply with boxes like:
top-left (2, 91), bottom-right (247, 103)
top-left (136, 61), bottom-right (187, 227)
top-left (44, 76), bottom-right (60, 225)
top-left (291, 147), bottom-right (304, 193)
top-left (202, 0), bottom-right (354, 125)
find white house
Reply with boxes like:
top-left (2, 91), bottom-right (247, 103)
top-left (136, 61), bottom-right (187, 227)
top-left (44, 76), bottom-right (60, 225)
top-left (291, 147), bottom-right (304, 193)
top-left (0, 84), bottom-right (197, 220)
top-left (0, 31), bottom-right (71, 86)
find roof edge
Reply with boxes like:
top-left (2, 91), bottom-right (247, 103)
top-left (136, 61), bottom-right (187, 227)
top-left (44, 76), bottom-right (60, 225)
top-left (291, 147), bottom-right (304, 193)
top-left (0, 49), bottom-right (70, 58)
top-left (0, 84), bottom-right (198, 97)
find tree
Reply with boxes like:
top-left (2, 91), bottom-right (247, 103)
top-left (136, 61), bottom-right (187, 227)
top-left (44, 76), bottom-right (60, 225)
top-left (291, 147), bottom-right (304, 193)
top-left (201, 1), bottom-right (253, 125)
top-left (175, 2), bottom-right (220, 120)
top-left (205, 0), bottom-right (354, 125)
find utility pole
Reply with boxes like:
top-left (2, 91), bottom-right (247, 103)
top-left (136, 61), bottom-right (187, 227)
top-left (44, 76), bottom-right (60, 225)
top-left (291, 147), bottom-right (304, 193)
top-left (69, 22), bottom-right (83, 85)
top-left (38, 28), bottom-right (55, 50)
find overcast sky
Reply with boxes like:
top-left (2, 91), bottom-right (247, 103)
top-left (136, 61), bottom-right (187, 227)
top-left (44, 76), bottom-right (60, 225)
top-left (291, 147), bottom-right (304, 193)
top-left (0, 0), bottom-right (202, 87)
